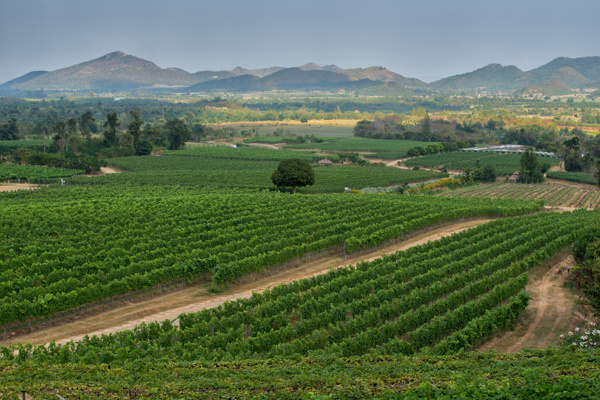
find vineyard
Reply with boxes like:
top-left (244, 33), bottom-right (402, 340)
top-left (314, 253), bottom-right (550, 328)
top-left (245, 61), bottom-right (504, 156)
top-left (172, 144), bottom-right (317, 162)
top-left (404, 151), bottom-right (559, 175)
top-left (1, 210), bottom-right (598, 399)
top-left (0, 164), bottom-right (85, 181)
top-left (283, 137), bottom-right (435, 158)
top-left (0, 187), bottom-right (537, 327)
top-left (70, 154), bottom-right (447, 192)
top-left (547, 171), bottom-right (597, 185)
top-left (439, 181), bottom-right (600, 208)
top-left (2, 135), bottom-right (600, 399)
top-left (2, 350), bottom-right (600, 398)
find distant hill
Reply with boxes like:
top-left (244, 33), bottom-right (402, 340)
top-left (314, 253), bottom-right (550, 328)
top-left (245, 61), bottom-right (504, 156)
top-left (514, 80), bottom-right (573, 97)
top-left (430, 57), bottom-right (600, 92)
top-left (339, 66), bottom-right (427, 89)
top-left (429, 64), bottom-right (532, 92)
top-left (13, 52), bottom-right (197, 90)
top-left (528, 56), bottom-right (600, 84)
top-left (4, 51), bottom-right (600, 94)
top-left (186, 67), bottom-right (395, 93)
top-left (0, 71), bottom-right (48, 89)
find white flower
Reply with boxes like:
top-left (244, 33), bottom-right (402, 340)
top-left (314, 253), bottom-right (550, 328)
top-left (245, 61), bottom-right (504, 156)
top-left (575, 327), bottom-right (580, 332)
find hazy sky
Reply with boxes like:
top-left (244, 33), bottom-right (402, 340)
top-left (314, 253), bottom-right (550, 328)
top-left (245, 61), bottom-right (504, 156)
top-left (1, 0), bottom-right (599, 84)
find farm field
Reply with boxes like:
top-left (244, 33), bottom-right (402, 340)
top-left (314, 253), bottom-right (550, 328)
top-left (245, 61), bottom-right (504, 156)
top-left (283, 137), bottom-right (435, 158)
top-left (2, 210), bottom-right (599, 399)
top-left (214, 121), bottom-right (355, 138)
top-left (0, 164), bottom-right (85, 181)
top-left (2, 133), bottom-right (600, 399)
top-left (70, 153), bottom-right (447, 193)
top-left (438, 181), bottom-right (600, 208)
top-left (2, 349), bottom-right (600, 399)
top-left (547, 170), bottom-right (597, 185)
top-left (0, 187), bottom-right (536, 327)
top-left (404, 151), bottom-right (560, 175)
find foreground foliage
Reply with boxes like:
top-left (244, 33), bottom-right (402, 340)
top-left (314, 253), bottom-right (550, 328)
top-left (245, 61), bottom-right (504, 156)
top-left (1, 349), bottom-right (599, 399)
top-left (0, 187), bottom-right (537, 325)
top-left (71, 154), bottom-right (447, 193)
top-left (3, 211), bottom-right (592, 365)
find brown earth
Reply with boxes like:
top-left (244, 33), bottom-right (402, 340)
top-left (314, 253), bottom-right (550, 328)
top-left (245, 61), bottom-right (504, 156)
top-left (0, 183), bottom-right (39, 192)
top-left (0, 219), bottom-right (491, 347)
top-left (479, 253), bottom-right (590, 352)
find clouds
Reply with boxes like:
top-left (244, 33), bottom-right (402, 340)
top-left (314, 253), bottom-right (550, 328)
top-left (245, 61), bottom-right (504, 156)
top-left (1, 0), bottom-right (599, 84)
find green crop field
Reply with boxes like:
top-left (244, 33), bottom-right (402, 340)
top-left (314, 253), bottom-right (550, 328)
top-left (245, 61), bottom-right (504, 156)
top-left (0, 164), bottom-right (85, 181)
top-left (284, 137), bottom-right (435, 156)
top-left (2, 131), bottom-right (600, 400)
top-left (260, 123), bottom-right (354, 137)
top-left (3, 210), bottom-right (599, 399)
top-left (547, 171), bottom-right (597, 185)
top-left (404, 151), bottom-right (560, 175)
top-left (0, 187), bottom-right (538, 326)
top-left (174, 143), bottom-right (316, 161)
top-left (71, 153), bottom-right (446, 192)
top-left (438, 181), bottom-right (600, 208)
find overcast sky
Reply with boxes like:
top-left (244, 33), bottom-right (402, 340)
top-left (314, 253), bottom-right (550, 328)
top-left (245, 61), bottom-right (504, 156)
top-left (1, 0), bottom-right (599, 84)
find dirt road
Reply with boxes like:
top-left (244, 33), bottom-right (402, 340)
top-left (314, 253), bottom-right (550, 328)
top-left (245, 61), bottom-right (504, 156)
top-left (479, 254), bottom-right (588, 352)
top-left (0, 183), bottom-right (38, 192)
top-left (0, 219), bottom-right (491, 347)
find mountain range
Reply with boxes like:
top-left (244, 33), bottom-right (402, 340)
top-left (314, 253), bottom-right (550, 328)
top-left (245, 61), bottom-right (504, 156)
top-left (2, 51), bottom-right (600, 95)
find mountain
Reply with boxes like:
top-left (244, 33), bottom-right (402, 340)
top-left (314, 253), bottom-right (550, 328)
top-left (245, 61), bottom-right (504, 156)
top-left (6, 51), bottom-right (600, 95)
top-left (0, 71), bottom-right (48, 89)
top-left (298, 63), bottom-right (341, 72)
top-left (14, 52), bottom-right (195, 90)
top-left (429, 57), bottom-right (600, 92)
top-left (187, 67), bottom-right (367, 92)
top-left (429, 64), bottom-right (531, 92)
top-left (513, 80), bottom-right (573, 97)
top-left (339, 66), bottom-right (426, 89)
top-left (528, 56), bottom-right (600, 83)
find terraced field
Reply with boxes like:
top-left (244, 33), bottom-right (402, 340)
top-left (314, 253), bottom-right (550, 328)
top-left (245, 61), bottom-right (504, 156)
top-left (439, 181), bottom-right (600, 208)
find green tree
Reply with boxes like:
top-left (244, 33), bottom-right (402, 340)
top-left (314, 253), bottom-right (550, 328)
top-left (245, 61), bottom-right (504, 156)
top-left (164, 119), bottom-right (190, 150)
top-left (53, 120), bottom-right (67, 152)
top-left (518, 148), bottom-right (544, 183)
top-left (79, 112), bottom-right (95, 149)
top-left (128, 110), bottom-right (144, 152)
top-left (421, 112), bottom-right (432, 138)
top-left (192, 123), bottom-right (206, 142)
top-left (0, 118), bottom-right (19, 140)
top-left (66, 117), bottom-right (78, 153)
top-left (271, 158), bottom-right (315, 194)
top-left (103, 112), bottom-right (119, 147)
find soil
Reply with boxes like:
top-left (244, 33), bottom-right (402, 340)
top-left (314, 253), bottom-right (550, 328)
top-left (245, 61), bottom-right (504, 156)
top-left (0, 183), bottom-right (39, 192)
top-left (479, 253), bottom-right (590, 352)
top-left (0, 219), bottom-right (491, 347)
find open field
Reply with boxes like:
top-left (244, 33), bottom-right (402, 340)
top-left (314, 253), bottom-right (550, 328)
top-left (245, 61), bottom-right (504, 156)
top-left (213, 120), bottom-right (356, 138)
top-left (438, 180), bottom-right (600, 208)
top-left (284, 137), bottom-right (436, 158)
top-left (2, 132), bottom-right (600, 399)
top-left (71, 153), bottom-right (448, 193)
top-left (0, 219), bottom-right (491, 347)
top-left (405, 151), bottom-right (560, 175)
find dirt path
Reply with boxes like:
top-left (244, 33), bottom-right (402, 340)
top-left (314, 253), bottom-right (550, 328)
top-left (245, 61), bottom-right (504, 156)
top-left (100, 166), bottom-right (121, 174)
top-left (0, 219), bottom-right (491, 347)
top-left (0, 183), bottom-right (39, 192)
top-left (479, 254), bottom-right (588, 352)
top-left (243, 142), bottom-right (281, 150)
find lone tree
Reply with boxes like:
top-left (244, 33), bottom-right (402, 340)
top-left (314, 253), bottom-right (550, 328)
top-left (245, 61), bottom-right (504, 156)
top-left (271, 158), bottom-right (315, 194)
top-left (164, 119), bottom-right (190, 150)
top-left (518, 147), bottom-right (548, 183)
